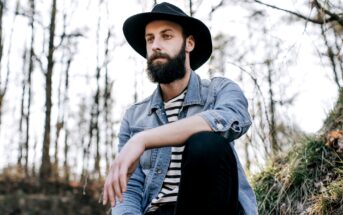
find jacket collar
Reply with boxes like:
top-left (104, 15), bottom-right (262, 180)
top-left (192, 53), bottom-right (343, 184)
top-left (149, 71), bottom-right (203, 115)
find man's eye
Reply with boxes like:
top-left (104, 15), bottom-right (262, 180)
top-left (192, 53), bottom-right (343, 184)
top-left (146, 37), bottom-right (153, 43)
top-left (163, 34), bottom-right (172, 39)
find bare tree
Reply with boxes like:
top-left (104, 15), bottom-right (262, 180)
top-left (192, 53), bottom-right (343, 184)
top-left (0, 0), bottom-right (9, 132)
top-left (18, 48), bottom-right (28, 168)
top-left (265, 59), bottom-right (279, 156)
top-left (253, 0), bottom-right (343, 89)
top-left (92, 4), bottom-right (102, 179)
top-left (103, 28), bottom-right (116, 171)
top-left (0, 0), bottom-right (4, 126)
top-left (208, 33), bottom-right (229, 78)
top-left (40, 0), bottom-right (57, 183)
top-left (253, 0), bottom-right (343, 25)
top-left (0, 0), bottom-right (3, 66)
top-left (79, 97), bottom-right (88, 182)
top-left (24, 0), bottom-right (36, 176)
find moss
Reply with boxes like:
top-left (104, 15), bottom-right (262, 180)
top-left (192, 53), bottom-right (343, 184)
top-left (253, 88), bottom-right (343, 214)
top-left (252, 166), bottom-right (282, 213)
top-left (252, 137), bottom-right (343, 214)
top-left (309, 178), bottom-right (343, 215)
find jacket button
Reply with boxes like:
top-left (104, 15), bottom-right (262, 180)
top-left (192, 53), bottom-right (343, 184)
top-left (216, 123), bottom-right (223, 130)
top-left (156, 169), bottom-right (162, 174)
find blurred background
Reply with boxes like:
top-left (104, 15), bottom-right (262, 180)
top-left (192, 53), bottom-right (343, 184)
top-left (0, 0), bottom-right (341, 214)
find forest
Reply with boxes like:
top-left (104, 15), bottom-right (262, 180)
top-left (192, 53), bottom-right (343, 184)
top-left (0, 0), bottom-right (342, 214)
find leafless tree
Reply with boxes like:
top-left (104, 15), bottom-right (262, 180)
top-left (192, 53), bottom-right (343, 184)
top-left (40, 0), bottom-right (57, 183)
top-left (253, 0), bottom-right (343, 89)
top-left (24, 0), bottom-right (36, 176)
top-left (0, 0), bottom-right (5, 129)
top-left (18, 48), bottom-right (28, 169)
top-left (103, 27), bottom-right (117, 171)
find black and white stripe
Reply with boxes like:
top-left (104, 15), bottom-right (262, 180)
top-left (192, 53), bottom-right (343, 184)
top-left (147, 90), bottom-right (187, 212)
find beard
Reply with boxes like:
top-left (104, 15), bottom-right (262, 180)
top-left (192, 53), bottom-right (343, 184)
top-left (146, 42), bottom-right (186, 84)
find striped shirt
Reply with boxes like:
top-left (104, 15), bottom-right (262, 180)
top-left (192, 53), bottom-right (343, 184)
top-left (147, 89), bottom-right (187, 212)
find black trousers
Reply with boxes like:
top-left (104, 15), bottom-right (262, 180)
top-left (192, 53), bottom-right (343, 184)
top-left (146, 131), bottom-right (239, 215)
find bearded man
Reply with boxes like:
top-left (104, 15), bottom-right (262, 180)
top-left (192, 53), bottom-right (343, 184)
top-left (103, 2), bottom-right (257, 215)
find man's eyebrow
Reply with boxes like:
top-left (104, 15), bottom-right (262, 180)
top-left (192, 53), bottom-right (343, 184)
top-left (145, 28), bottom-right (174, 37)
top-left (160, 29), bottom-right (173, 34)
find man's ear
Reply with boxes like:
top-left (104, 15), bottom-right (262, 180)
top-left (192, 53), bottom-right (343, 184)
top-left (185, 35), bottom-right (195, 53)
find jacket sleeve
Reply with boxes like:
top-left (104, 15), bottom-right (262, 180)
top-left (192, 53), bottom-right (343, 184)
top-left (111, 109), bottom-right (145, 215)
top-left (198, 78), bottom-right (251, 141)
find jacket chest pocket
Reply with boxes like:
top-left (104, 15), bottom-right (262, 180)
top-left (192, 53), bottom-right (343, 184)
top-left (130, 127), bottom-right (154, 172)
top-left (140, 149), bottom-right (153, 171)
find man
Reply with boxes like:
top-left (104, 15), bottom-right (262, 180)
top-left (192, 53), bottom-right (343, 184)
top-left (103, 2), bottom-right (257, 215)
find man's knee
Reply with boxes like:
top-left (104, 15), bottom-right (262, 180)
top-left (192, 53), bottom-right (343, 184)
top-left (183, 131), bottom-right (235, 165)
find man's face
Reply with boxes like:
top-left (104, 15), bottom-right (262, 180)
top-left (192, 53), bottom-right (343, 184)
top-left (145, 20), bottom-right (186, 84)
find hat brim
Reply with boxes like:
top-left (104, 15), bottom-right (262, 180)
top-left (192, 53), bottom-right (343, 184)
top-left (123, 12), bottom-right (212, 70)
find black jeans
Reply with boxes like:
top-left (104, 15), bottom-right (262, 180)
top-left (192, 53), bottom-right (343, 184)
top-left (146, 131), bottom-right (239, 215)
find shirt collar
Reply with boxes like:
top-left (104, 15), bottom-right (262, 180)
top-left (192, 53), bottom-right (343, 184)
top-left (148, 71), bottom-right (203, 115)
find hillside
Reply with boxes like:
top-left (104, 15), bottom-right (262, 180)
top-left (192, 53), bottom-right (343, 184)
top-left (0, 172), bottom-right (109, 215)
top-left (253, 89), bottom-right (343, 215)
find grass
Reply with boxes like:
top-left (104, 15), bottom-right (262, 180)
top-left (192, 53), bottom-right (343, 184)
top-left (253, 89), bottom-right (343, 215)
top-left (252, 138), bottom-right (343, 215)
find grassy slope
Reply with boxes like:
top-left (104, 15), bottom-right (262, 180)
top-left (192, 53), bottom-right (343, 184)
top-left (252, 89), bottom-right (343, 215)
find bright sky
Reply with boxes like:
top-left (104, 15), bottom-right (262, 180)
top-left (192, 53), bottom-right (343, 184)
top-left (0, 0), bottom-right (339, 172)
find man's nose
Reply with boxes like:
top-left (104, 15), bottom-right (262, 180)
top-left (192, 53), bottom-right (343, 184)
top-left (151, 38), bottom-right (162, 52)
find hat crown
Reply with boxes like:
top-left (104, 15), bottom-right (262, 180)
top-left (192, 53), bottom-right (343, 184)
top-left (152, 2), bottom-right (188, 17)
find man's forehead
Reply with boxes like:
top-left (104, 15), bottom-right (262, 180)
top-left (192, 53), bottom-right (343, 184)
top-left (145, 20), bottom-right (182, 33)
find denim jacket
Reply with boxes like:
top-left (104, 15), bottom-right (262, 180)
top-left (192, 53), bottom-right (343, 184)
top-left (112, 71), bottom-right (258, 215)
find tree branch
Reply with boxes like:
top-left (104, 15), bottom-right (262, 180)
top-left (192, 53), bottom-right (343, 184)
top-left (210, 0), bottom-right (224, 14)
top-left (312, 0), bottom-right (343, 26)
top-left (254, 0), bottom-right (326, 25)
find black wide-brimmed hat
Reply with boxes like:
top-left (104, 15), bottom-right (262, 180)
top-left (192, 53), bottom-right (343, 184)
top-left (123, 2), bottom-right (212, 70)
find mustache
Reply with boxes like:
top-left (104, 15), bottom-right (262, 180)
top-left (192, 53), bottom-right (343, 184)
top-left (147, 52), bottom-right (171, 64)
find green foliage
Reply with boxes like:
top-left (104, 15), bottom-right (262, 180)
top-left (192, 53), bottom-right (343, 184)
top-left (252, 166), bottom-right (281, 213)
top-left (253, 88), bottom-right (343, 215)
top-left (310, 176), bottom-right (343, 215)
top-left (252, 137), bottom-right (343, 215)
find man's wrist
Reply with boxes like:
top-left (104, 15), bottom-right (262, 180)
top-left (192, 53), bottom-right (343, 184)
top-left (132, 131), bottom-right (149, 150)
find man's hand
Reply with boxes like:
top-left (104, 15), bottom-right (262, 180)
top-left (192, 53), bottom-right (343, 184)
top-left (102, 135), bottom-right (146, 207)
top-left (102, 115), bottom-right (211, 207)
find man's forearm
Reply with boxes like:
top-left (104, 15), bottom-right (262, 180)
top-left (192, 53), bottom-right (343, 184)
top-left (134, 115), bottom-right (212, 149)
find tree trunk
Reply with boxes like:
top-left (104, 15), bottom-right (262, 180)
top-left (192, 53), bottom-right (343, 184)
top-left (244, 137), bottom-right (251, 174)
top-left (0, 0), bottom-right (3, 65)
top-left (0, 0), bottom-right (5, 131)
top-left (62, 56), bottom-right (72, 181)
top-left (1, 0), bottom-right (17, 134)
top-left (267, 61), bottom-right (278, 156)
top-left (64, 130), bottom-right (69, 181)
top-left (321, 25), bottom-right (342, 89)
top-left (25, 0), bottom-right (35, 177)
top-left (31, 137), bottom-right (38, 177)
top-left (53, 67), bottom-right (63, 179)
top-left (92, 9), bottom-right (102, 179)
top-left (40, 0), bottom-right (57, 183)
top-left (104, 28), bottom-right (114, 172)
top-left (93, 66), bottom-right (101, 178)
top-left (18, 48), bottom-right (28, 167)
top-left (189, 0), bottom-right (193, 17)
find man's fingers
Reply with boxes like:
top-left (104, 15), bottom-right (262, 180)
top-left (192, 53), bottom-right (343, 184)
top-left (102, 155), bottom-right (135, 207)
top-left (108, 164), bottom-right (119, 207)
top-left (113, 165), bottom-right (123, 203)
top-left (119, 166), bottom-right (128, 193)
top-left (102, 183), bottom-right (108, 205)
top-left (108, 181), bottom-right (116, 207)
